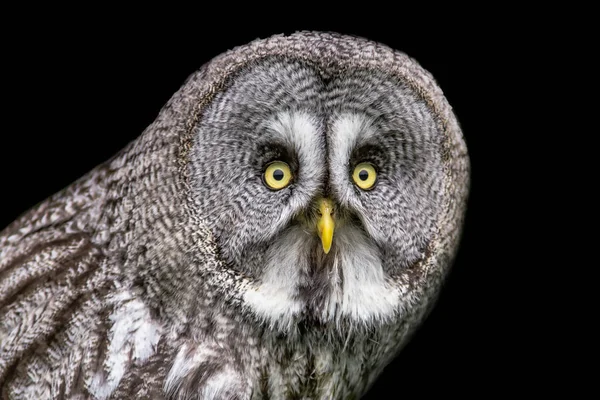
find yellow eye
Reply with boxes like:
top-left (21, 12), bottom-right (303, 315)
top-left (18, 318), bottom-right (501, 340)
top-left (263, 161), bottom-right (292, 190)
top-left (352, 162), bottom-right (377, 190)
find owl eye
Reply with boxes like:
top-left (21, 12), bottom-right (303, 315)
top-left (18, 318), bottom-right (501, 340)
top-left (352, 162), bottom-right (377, 190)
top-left (263, 161), bottom-right (292, 190)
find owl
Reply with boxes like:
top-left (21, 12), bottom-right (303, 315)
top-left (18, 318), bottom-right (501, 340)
top-left (0, 32), bottom-right (469, 399)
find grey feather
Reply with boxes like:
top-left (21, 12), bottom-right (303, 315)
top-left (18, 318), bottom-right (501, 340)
top-left (0, 32), bottom-right (469, 399)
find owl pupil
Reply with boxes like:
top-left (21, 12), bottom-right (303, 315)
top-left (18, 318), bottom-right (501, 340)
top-left (273, 169), bottom-right (284, 181)
top-left (359, 170), bottom-right (369, 181)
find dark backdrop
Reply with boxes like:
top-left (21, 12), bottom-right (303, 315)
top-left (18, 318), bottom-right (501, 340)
top-left (1, 14), bottom-right (533, 398)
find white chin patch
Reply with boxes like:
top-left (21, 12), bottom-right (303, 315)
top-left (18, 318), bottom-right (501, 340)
top-left (321, 227), bottom-right (401, 325)
top-left (243, 224), bottom-right (403, 332)
top-left (242, 225), bottom-right (312, 332)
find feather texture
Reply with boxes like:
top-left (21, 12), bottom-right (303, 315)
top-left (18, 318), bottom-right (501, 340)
top-left (0, 32), bottom-right (469, 399)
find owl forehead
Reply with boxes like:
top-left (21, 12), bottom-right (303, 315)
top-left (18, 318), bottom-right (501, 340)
top-left (203, 57), bottom-right (430, 125)
top-left (197, 57), bottom-right (441, 176)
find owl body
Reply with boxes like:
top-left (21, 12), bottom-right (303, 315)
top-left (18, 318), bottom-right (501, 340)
top-left (0, 33), bottom-right (469, 399)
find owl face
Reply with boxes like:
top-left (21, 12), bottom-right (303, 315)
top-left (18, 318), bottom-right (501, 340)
top-left (189, 58), bottom-right (445, 330)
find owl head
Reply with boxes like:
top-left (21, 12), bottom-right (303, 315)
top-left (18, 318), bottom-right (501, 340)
top-left (0, 32), bottom-right (468, 399)
top-left (175, 33), bottom-right (469, 332)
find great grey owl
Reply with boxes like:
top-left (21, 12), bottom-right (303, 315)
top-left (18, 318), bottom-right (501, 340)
top-left (0, 32), bottom-right (469, 399)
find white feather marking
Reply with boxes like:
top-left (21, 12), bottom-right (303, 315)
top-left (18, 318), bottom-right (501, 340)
top-left (245, 223), bottom-right (403, 330)
top-left (90, 291), bottom-right (162, 400)
top-left (331, 226), bottom-right (401, 324)
top-left (268, 111), bottom-right (324, 198)
top-left (165, 343), bottom-right (237, 399)
top-left (243, 225), bottom-right (312, 332)
top-left (331, 113), bottom-right (375, 157)
top-left (198, 365), bottom-right (238, 399)
top-left (328, 112), bottom-right (378, 205)
top-left (164, 344), bottom-right (194, 394)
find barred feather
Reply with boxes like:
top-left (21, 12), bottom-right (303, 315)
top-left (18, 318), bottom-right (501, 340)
top-left (0, 32), bottom-right (468, 399)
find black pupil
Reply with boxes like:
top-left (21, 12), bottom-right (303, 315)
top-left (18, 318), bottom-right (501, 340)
top-left (358, 169), bottom-right (369, 181)
top-left (273, 169), bottom-right (284, 181)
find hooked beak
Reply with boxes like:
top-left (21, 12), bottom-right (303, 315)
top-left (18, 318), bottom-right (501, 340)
top-left (317, 198), bottom-right (335, 254)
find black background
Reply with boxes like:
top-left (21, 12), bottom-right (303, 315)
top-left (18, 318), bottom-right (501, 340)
top-left (1, 12), bottom-right (551, 398)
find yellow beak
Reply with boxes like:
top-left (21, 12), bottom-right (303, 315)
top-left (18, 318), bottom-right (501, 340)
top-left (317, 198), bottom-right (335, 254)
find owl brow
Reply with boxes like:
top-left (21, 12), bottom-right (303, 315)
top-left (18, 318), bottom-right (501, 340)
top-left (350, 143), bottom-right (390, 166)
top-left (360, 106), bottom-right (437, 139)
top-left (256, 142), bottom-right (298, 169)
top-left (361, 128), bottom-right (442, 153)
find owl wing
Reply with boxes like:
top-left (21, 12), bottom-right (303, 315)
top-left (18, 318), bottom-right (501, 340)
top-left (0, 164), bottom-right (247, 400)
top-left (0, 61), bottom-right (219, 398)
top-left (0, 167), bottom-right (122, 398)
